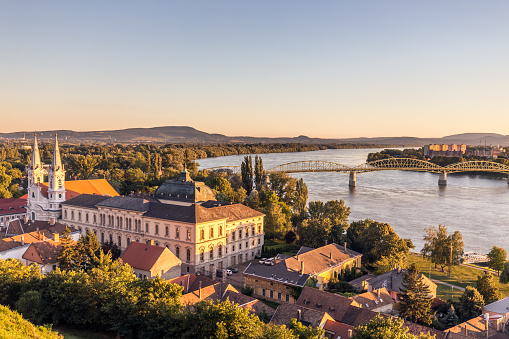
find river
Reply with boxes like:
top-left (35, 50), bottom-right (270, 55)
top-left (197, 148), bottom-right (509, 253)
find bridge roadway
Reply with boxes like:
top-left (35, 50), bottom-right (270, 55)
top-left (202, 158), bottom-right (509, 187)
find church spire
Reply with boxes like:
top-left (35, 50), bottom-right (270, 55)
top-left (51, 132), bottom-right (62, 171)
top-left (31, 132), bottom-right (41, 170)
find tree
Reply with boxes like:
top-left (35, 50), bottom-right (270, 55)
top-left (288, 318), bottom-right (325, 339)
top-left (101, 240), bottom-right (122, 260)
top-left (457, 286), bottom-right (484, 322)
top-left (440, 304), bottom-right (459, 328)
top-left (421, 225), bottom-right (464, 273)
top-left (476, 271), bottom-right (499, 304)
top-left (207, 177), bottom-right (233, 201)
top-left (398, 264), bottom-right (434, 326)
top-left (500, 262), bottom-right (509, 284)
top-left (284, 230), bottom-right (297, 244)
top-left (57, 226), bottom-right (79, 271)
top-left (352, 314), bottom-right (435, 339)
top-left (0, 165), bottom-right (13, 198)
top-left (487, 246), bottom-right (507, 276)
top-left (76, 230), bottom-right (102, 270)
top-left (241, 156), bottom-right (254, 195)
top-left (254, 155), bottom-right (266, 191)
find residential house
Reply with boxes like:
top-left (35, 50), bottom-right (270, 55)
top-left (243, 243), bottom-right (362, 303)
top-left (22, 233), bottom-right (68, 273)
top-left (483, 296), bottom-right (509, 330)
top-left (0, 196), bottom-right (27, 232)
top-left (349, 287), bottom-right (395, 313)
top-left (360, 267), bottom-right (437, 301)
top-left (223, 290), bottom-right (275, 316)
top-left (445, 314), bottom-right (509, 338)
top-left (168, 274), bottom-right (238, 307)
top-left (270, 303), bottom-right (334, 329)
top-left (120, 241), bottom-right (182, 280)
top-left (323, 320), bottom-right (354, 339)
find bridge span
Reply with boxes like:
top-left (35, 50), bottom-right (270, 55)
top-left (202, 158), bottom-right (509, 187)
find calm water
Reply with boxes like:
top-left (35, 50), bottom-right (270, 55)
top-left (197, 149), bottom-right (509, 253)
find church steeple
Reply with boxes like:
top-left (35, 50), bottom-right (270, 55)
top-left (31, 132), bottom-right (41, 170)
top-left (51, 133), bottom-right (63, 172)
top-left (28, 133), bottom-right (45, 186)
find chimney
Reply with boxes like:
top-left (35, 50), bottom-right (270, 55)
top-left (485, 313), bottom-right (489, 338)
top-left (300, 261), bottom-right (305, 275)
top-left (23, 215), bottom-right (28, 223)
top-left (344, 242), bottom-right (347, 251)
top-left (348, 329), bottom-right (353, 338)
top-left (199, 281), bottom-right (202, 300)
top-left (49, 217), bottom-right (56, 225)
top-left (397, 267), bottom-right (402, 274)
top-left (297, 309), bottom-right (302, 322)
top-left (53, 233), bottom-right (59, 242)
top-left (150, 240), bottom-right (154, 246)
top-left (329, 252), bottom-right (332, 259)
top-left (325, 239), bottom-right (327, 245)
top-left (21, 236), bottom-right (24, 246)
top-left (377, 289), bottom-right (380, 297)
top-left (464, 325), bottom-right (467, 336)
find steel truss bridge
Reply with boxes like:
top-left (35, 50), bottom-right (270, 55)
top-left (202, 158), bottom-right (509, 187)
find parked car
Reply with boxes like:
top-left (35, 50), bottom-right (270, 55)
top-left (264, 258), bottom-right (275, 266)
top-left (227, 267), bottom-right (239, 273)
top-left (225, 269), bottom-right (233, 276)
top-left (259, 258), bottom-right (267, 264)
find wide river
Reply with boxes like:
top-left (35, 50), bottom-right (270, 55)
top-left (197, 148), bottom-right (509, 253)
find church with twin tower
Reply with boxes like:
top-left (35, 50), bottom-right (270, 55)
top-left (27, 133), bottom-right (118, 222)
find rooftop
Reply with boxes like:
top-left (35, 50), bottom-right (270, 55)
top-left (120, 242), bottom-right (181, 272)
top-left (270, 302), bottom-right (334, 328)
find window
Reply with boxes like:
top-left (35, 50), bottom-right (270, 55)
top-left (278, 292), bottom-right (281, 300)
top-left (200, 229), bottom-right (204, 241)
top-left (58, 193), bottom-right (62, 199)
top-left (258, 238), bottom-right (261, 245)
top-left (155, 225), bottom-right (159, 235)
top-left (176, 227), bottom-right (180, 239)
top-left (245, 228), bottom-right (248, 237)
top-left (101, 232), bottom-right (104, 244)
top-left (127, 237), bottom-right (131, 245)
top-left (232, 232), bottom-right (235, 241)
top-left (232, 245), bottom-right (235, 252)
top-left (200, 248), bottom-right (204, 262)
top-left (109, 234), bottom-right (113, 243)
top-left (58, 179), bottom-right (62, 188)
top-left (258, 224), bottom-right (261, 233)
top-left (210, 227), bottom-right (214, 238)
top-left (86, 214), bottom-right (89, 223)
top-left (251, 226), bottom-right (255, 236)
top-left (239, 243), bottom-right (242, 250)
top-left (238, 229), bottom-right (242, 239)
top-left (209, 246), bottom-right (214, 260)
top-left (218, 245), bottom-right (222, 257)
top-left (246, 241), bottom-right (248, 248)
top-left (165, 226), bottom-right (169, 236)
top-left (187, 229), bottom-right (191, 240)
top-left (176, 246), bottom-right (180, 258)
top-left (286, 294), bottom-right (290, 302)
top-left (219, 225), bottom-right (223, 236)
top-left (71, 211), bottom-right (74, 220)
top-left (93, 215), bottom-right (96, 224)
top-left (146, 223), bottom-right (149, 233)
top-left (270, 291), bottom-right (274, 299)
top-left (32, 192), bottom-right (35, 198)
top-left (262, 289), bottom-right (266, 297)
top-left (118, 236), bottom-right (122, 247)
top-left (252, 240), bottom-right (255, 246)
top-left (64, 210), bottom-right (67, 218)
top-left (187, 249), bottom-right (191, 262)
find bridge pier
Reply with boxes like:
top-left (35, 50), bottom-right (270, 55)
top-left (438, 172), bottom-right (447, 186)
top-left (349, 172), bottom-right (356, 187)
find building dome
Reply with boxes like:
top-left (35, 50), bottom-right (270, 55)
top-left (155, 170), bottom-right (215, 203)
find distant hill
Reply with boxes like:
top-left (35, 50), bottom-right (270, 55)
top-left (1, 126), bottom-right (508, 146)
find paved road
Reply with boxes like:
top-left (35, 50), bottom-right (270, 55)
top-left (430, 279), bottom-right (465, 291)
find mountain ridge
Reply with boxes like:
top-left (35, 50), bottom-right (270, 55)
top-left (1, 126), bottom-right (508, 146)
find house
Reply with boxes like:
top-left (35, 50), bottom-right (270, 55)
top-left (296, 287), bottom-right (445, 338)
top-left (323, 320), bottom-right (354, 339)
top-left (445, 314), bottom-right (509, 338)
top-left (0, 225), bottom-right (79, 262)
top-left (0, 196), bottom-right (27, 233)
top-left (349, 287), bottom-right (395, 313)
top-left (243, 243), bottom-right (362, 304)
top-left (168, 274), bottom-right (238, 307)
top-left (270, 303), bottom-right (334, 329)
top-left (223, 290), bottom-right (275, 316)
top-left (360, 267), bottom-right (437, 301)
top-left (120, 241), bottom-right (182, 280)
top-left (4, 218), bottom-right (77, 239)
top-left (22, 233), bottom-right (69, 273)
top-left (483, 296), bottom-right (509, 329)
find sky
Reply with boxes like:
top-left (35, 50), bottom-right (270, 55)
top-left (1, 1), bottom-right (508, 138)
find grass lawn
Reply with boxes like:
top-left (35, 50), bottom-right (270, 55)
top-left (263, 240), bottom-right (299, 256)
top-left (436, 283), bottom-right (464, 302)
top-left (408, 253), bottom-right (509, 299)
top-left (53, 326), bottom-right (115, 339)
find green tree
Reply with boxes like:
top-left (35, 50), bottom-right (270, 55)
top-left (352, 314), bottom-right (435, 339)
top-left (57, 227), bottom-right (79, 271)
top-left (76, 230), bottom-right (102, 270)
top-left (421, 225), bottom-right (464, 273)
top-left (457, 286), bottom-right (484, 322)
top-left (0, 165), bottom-right (13, 198)
top-left (487, 246), bottom-right (507, 275)
top-left (254, 155), bottom-right (266, 191)
top-left (500, 262), bottom-right (509, 284)
top-left (0, 258), bottom-right (42, 308)
top-left (440, 304), bottom-right (459, 328)
top-left (476, 271), bottom-right (499, 304)
top-left (288, 318), bottom-right (325, 339)
top-left (398, 264), bottom-right (434, 326)
top-left (208, 177), bottom-right (233, 201)
top-left (0, 304), bottom-right (61, 339)
top-left (241, 155), bottom-right (254, 195)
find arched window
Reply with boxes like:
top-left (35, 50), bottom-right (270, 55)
top-left (58, 179), bottom-right (62, 188)
top-left (155, 225), bottom-right (159, 235)
top-left (176, 227), bottom-right (180, 239)
top-left (78, 212), bottom-right (81, 221)
top-left (200, 229), bottom-right (204, 241)
top-left (210, 227), bottom-right (214, 238)
top-left (186, 248), bottom-right (191, 262)
top-left (71, 211), bottom-right (74, 220)
top-left (245, 228), bottom-right (248, 237)
top-left (218, 244), bottom-right (222, 257)
top-left (118, 236), bottom-right (122, 247)
top-left (176, 246), bottom-right (180, 258)
top-left (101, 232), bottom-right (104, 244)
top-left (209, 246), bottom-right (214, 260)
top-left (109, 234), bottom-right (113, 243)
top-left (64, 210), bottom-right (67, 219)
top-left (219, 226), bottom-right (223, 236)
top-left (165, 226), bottom-right (169, 236)
top-left (146, 223), bottom-right (149, 233)
top-left (200, 248), bottom-right (204, 262)
top-left (127, 237), bottom-right (131, 245)
top-left (238, 229), bottom-right (242, 239)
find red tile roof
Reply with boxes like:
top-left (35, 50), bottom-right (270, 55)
top-left (39, 179), bottom-right (119, 199)
top-left (0, 197), bottom-right (27, 216)
top-left (22, 239), bottom-right (65, 265)
top-left (120, 242), bottom-right (180, 271)
top-left (323, 320), bottom-right (354, 338)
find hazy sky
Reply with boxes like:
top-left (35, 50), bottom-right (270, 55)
top-left (1, 1), bottom-right (508, 138)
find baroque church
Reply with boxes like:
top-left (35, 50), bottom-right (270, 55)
top-left (27, 134), bottom-right (118, 221)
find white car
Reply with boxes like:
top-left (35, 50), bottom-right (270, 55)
top-left (264, 258), bottom-right (275, 266)
top-left (259, 258), bottom-right (267, 264)
top-left (225, 269), bottom-right (233, 276)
